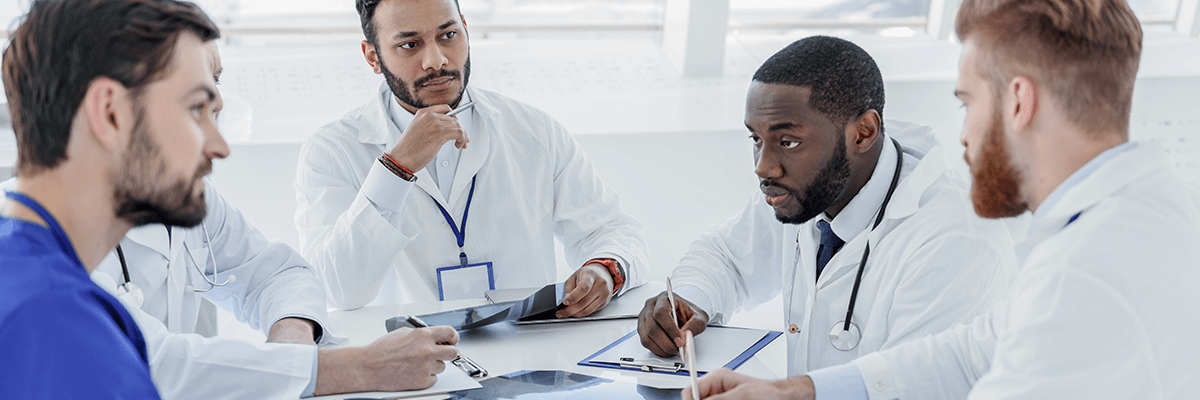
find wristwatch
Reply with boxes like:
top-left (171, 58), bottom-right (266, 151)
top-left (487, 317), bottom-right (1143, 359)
top-left (585, 258), bottom-right (625, 294)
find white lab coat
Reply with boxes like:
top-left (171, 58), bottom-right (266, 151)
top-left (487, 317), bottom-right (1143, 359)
top-left (91, 179), bottom-right (329, 399)
top-left (670, 121), bottom-right (1017, 375)
top-left (295, 83), bottom-right (648, 309)
top-left (851, 141), bottom-right (1200, 400)
top-left (91, 272), bottom-right (316, 400)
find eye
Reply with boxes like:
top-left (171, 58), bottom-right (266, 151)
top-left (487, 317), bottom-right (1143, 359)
top-left (748, 135), bottom-right (762, 145)
top-left (399, 41), bottom-right (417, 50)
top-left (440, 30), bottom-right (457, 40)
top-left (781, 140), bottom-right (800, 149)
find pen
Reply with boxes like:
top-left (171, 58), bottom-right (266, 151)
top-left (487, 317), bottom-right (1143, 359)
top-left (445, 101), bottom-right (475, 117)
top-left (685, 330), bottom-right (700, 400)
top-left (665, 277), bottom-right (684, 356)
top-left (405, 315), bottom-right (488, 378)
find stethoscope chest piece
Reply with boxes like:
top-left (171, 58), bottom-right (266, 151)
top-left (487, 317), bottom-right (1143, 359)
top-left (121, 282), bottom-right (145, 308)
top-left (829, 321), bottom-right (861, 351)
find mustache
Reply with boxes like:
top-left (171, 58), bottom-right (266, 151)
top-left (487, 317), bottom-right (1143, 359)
top-left (195, 158), bottom-right (213, 180)
top-left (760, 179), bottom-right (800, 194)
top-left (413, 69), bottom-right (461, 87)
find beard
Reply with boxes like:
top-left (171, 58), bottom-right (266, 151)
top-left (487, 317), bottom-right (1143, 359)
top-left (380, 55), bottom-right (471, 109)
top-left (969, 106), bottom-right (1027, 218)
top-left (764, 138), bottom-right (852, 224)
top-left (112, 105), bottom-right (210, 227)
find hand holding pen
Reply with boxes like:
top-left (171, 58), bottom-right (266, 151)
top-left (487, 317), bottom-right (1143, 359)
top-left (636, 277), bottom-right (710, 357)
top-left (385, 100), bottom-right (476, 174)
top-left (406, 316), bottom-right (488, 378)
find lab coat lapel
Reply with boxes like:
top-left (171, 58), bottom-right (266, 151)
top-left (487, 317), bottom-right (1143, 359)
top-left (166, 226), bottom-right (189, 332)
top-left (124, 224), bottom-right (171, 258)
top-left (446, 88), bottom-right (491, 205)
top-left (785, 222), bottom-right (819, 374)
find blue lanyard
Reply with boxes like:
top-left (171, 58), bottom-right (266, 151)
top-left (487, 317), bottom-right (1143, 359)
top-left (4, 191), bottom-right (84, 269)
top-left (432, 176), bottom-right (477, 267)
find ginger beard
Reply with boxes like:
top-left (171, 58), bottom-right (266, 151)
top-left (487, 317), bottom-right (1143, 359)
top-left (112, 104), bottom-right (210, 227)
top-left (969, 105), bottom-right (1027, 218)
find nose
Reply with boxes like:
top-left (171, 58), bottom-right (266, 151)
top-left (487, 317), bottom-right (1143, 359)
top-left (421, 43), bottom-right (448, 71)
top-left (204, 119), bottom-right (230, 161)
top-left (754, 147), bottom-right (782, 180)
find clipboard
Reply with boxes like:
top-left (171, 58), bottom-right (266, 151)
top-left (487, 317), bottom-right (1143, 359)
top-left (577, 326), bottom-right (782, 376)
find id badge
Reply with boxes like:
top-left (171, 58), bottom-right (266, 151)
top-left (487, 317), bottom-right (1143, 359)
top-left (436, 262), bottom-right (495, 301)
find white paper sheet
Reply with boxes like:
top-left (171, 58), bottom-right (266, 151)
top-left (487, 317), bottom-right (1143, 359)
top-left (312, 360), bottom-right (483, 400)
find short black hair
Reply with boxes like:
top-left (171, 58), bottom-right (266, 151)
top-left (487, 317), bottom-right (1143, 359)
top-left (753, 36), bottom-right (885, 129)
top-left (357, 0), bottom-right (462, 45)
top-left (3, 0), bottom-right (220, 176)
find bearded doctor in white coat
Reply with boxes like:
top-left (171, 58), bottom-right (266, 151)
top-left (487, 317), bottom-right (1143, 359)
top-left (686, 1), bottom-right (1200, 399)
top-left (639, 36), bottom-right (1017, 375)
top-left (295, 0), bottom-right (647, 311)
top-left (0, 38), bottom-right (462, 400)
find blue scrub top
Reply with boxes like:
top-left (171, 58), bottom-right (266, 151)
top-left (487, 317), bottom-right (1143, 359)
top-left (0, 216), bottom-right (161, 399)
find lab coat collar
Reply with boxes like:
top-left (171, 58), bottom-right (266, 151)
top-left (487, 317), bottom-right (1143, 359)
top-left (123, 224), bottom-right (174, 259)
top-left (824, 133), bottom-right (899, 243)
top-left (1014, 141), bottom-right (1163, 263)
top-left (811, 121), bottom-right (942, 285)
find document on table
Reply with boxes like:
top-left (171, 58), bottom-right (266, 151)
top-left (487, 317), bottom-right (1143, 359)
top-left (578, 326), bottom-right (782, 376)
top-left (312, 360), bottom-right (481, 399)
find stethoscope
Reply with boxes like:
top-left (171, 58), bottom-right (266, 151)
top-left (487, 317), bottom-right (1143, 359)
top-left (790, 138), bottom-right (904, 352)
top-left (115, 222), bottom-right (235, 308)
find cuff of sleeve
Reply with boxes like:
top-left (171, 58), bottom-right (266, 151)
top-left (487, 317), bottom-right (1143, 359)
top-left (362, 160), bottom-right (415, 214)
top-left (302, 348), bottom-right (319, 397)
top-left (808, 363), bottom-right (870, 400)
top-left (588, 252), bottom-right (630, 295)
top-left (852, 352), bottom-right (901, 400)
top-left (271, 315), bottom-right (326, 343)
top-left (670, 285), bottom-right (716, 323)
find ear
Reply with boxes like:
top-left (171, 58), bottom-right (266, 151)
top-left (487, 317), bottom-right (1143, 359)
top-left (848, 109), bottom-right (882, 154)
top-left (1007, 76), bottom-right (1038, 133)
top-left (362, 40), bottom-right (383, 74)
top-left (81, 77), bottom-right (131, 150)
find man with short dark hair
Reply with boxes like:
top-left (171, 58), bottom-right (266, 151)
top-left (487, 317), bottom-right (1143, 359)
top-left (295, 0), bottom-right (648, 313)
top-left (638, 36), bottom-right (1017, 376)
top-left (685, 0), bottom-right (1200, 399)
top-left (0, 1), bottom-right (460, 397)
top-left (0, 0), bottom-right (224, 397)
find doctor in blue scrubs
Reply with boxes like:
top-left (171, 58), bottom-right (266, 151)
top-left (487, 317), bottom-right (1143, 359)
top-left (0, 0), bottom-right (227, 397)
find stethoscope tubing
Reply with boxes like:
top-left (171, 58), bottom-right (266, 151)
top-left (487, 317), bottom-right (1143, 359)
top-left (115, 222), bottom-right (232, 293)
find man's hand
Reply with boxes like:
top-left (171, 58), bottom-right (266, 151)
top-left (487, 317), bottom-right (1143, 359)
top-left (388, 104), bottom-right (469, 172)
top-left (313, 326), bottom-right (459, 395)
top-left (266, 317), bottom-right (317, 345)
top-left (637, 291), bottom-right (709, 356)
top-left (682, 369), bottom-right (814, 400)
top-left (558, 264), bottom-right (614, 318)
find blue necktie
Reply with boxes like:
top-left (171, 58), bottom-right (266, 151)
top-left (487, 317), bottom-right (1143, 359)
top-left (815, 220), bottom-right (845, 281)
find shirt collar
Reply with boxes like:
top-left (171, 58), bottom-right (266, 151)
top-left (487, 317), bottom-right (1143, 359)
top-left (822, 134), bottom-right (899, 241)
top-left (1033, 141), bottom-right (1138, 220)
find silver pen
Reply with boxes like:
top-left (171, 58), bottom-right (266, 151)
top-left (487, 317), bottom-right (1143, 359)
top-left (405, 315), bottom-right (488, 378)
top-left (445, 101), bottom-right (475, 117)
